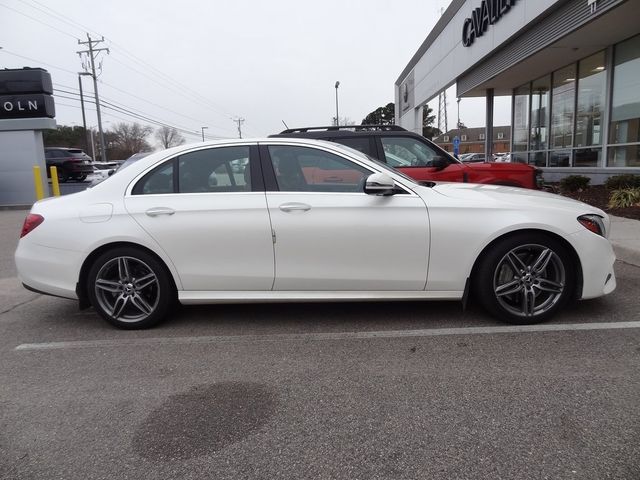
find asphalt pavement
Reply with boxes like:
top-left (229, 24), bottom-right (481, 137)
top-left (1, 209), bottom-right (639, 480)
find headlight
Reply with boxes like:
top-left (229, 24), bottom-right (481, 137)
top-left (578, 214), bottom-right (606, 237)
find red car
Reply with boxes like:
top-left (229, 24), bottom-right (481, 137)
top-left (271, 126), bottom-right (543, 190)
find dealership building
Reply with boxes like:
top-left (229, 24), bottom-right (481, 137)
top-left (395, 0), bottom-right (640, 182)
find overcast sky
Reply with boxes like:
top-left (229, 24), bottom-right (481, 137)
top-left (1, 0), bottom-right (510, 145)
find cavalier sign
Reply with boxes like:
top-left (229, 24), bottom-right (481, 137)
top-left (462, 0), bottom-right (518, 47)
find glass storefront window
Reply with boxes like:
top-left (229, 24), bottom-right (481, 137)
top-left (549, 149), bottom-right (571, 167)
top-left (608, 145), bottom-right (640, 167)
top-left (529, 151), bottom-right (547, 167)
top-left (551, 65), bottom-right (576, 149)
top-left (574, 148), bottom-right (602, 167)
top-left (575, 51), bottom-right (605, 148)
top-left (610, 35), bottom-right (640, 146)
top-left (530, 76), bottom-right (550, 151)
top-left (513, 84), bottom-right (529, 152)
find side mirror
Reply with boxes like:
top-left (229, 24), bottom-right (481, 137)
top-left (108, 169), bottom-right (115, 176)
top-left (431, 156), bottom-right (448, 171)
top-left (364, 172), bottom-right (396, 196)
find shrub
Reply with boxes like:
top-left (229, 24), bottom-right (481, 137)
top-left (609, 188), bottom-right (640, 209)
top-left (605, 174), bottom-right (640, 190)
top-left (560, 175), bottom-right (590, 192)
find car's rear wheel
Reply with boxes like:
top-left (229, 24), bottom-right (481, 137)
top-left (87, 247), bottom-right (174, 329)
top-left (473, 233), bottom-right (575, 324)
top-left (57, 170), bottom-right (69, 183)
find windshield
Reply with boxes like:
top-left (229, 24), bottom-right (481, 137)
top-left (334, 144), bottom-right (418, 184)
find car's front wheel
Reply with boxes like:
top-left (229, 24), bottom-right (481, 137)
top-left (474, 233), bottom-right (576, 324)
top-left (87, 247), bottom-right (174, 329)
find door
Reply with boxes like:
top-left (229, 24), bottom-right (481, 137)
top-left (262, 144), bottom-right (430, 291)
top-left (124, 145), bottom-right (274, 291)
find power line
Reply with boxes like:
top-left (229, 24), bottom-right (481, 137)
top-left (52, 90), bottom-right (220, 140)
top-left (17, 0), bottom-right (94, 37)
top-left (0, 2), bottom-right (79, 40)
top-left (4, 2), bottom-right (246, 131)
top-left (0, 49), bottom-right (77, 75)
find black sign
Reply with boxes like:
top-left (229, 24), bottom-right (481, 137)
top-left (462, 0), bottom-right (517, 47)
top-left (0, 94), bottom-right (55, 119)
top-left (0, 68), bottom-right (53, 95)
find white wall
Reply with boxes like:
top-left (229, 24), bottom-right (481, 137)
top-left (0, 130), bottom-right (49, 205)
top-left (398, 0), bottom-right (560, 132)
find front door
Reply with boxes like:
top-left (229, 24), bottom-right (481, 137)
top-left (262, 144), bottom-right (430, 291)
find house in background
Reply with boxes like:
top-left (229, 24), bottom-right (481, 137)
top-left (433, 126), bottom-right (511, 155)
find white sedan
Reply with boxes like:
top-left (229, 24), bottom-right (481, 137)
top-left (15, 138), bottom-right (616, 329)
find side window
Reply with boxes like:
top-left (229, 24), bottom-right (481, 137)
top-left (132, 146), bottom-right (251, 195)
top-left (134, 161), bottom-right (175, 195)
top-left (268, 145), bottom-right (370, 193)
top-left (178, 146), bottom-right (250, 193)
top-left (380, 137), bottom-right (442, 167)
top-left (331, 137), bottom-right (373, 156)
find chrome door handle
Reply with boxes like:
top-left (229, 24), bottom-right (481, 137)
top-left (145, 207), bottom-right (175, 217)
top-left (279, 202), bottom-right (311, 212)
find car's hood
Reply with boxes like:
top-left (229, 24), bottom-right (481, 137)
top-left (422, 182), bottom-right (605, 216)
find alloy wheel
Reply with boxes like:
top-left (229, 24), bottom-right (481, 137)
top-left (94, 256), bottom-right (160, 322)
top-left (493, 244), bottom-right (566, 318)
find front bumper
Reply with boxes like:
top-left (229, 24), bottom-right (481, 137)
top-left (570, 229), bottom-right (617, 300)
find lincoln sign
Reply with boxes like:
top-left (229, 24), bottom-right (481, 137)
top-left (462, 0), bottom-right (517, 47)
top-left (0, 68), bottom-right (55, 119)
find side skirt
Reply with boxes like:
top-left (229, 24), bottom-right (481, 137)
top-left (178, 291), bottom-right (464, 305)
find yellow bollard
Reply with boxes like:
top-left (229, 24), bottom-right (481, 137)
top-left (32, 166), bottom-right (45, 200)
top-left (50, 166), bottom-right (61, 196)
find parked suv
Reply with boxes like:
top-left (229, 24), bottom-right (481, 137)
top-left (271, 126), bottom-right (543, 189)
top-left (44, 147), bottom-right (95, 182)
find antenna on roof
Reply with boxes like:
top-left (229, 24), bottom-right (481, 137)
top-left (282, 120), bottom-right (289, 129)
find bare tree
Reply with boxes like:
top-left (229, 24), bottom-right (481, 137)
top-left (156, 126), bottom-right (186, 149)
top-left (106, 122), bottom-right (153, 159)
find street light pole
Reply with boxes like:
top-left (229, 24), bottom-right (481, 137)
top-left (335, 81), bottom-right (340, 126)
top-left (201, 126), bottom-right (208, 141)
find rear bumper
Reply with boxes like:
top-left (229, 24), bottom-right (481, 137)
top-left (15, 241), bottom-right (82, 300)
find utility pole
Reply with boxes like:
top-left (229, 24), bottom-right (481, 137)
top-left (234, 118), bottom-right (244, 139)
top-left (77, 34), bottom-right (109, 161)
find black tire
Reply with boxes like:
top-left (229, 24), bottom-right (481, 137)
top-left (473, 232), bottom-right (576, 325)
top-left (87, 247), bottom-right (175, 329)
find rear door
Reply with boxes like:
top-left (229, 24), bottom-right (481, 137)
top-left (124, 144), bottom-right (274, 291)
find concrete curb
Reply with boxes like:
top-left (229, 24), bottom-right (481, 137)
top-left (612, 244), bottom-right (640, 267)
top-left (609, 215), bottom-right (640, 267)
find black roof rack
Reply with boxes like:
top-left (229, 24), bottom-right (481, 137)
top-left (280, 125), bottom-right (407, 134)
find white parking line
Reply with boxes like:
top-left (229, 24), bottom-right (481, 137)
top-left (13, 321), bottom-right (640, 351)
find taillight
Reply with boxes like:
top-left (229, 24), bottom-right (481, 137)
top-left (20, 214), bottom-right (44, 238)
